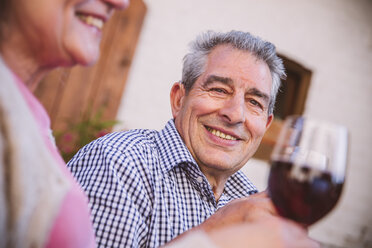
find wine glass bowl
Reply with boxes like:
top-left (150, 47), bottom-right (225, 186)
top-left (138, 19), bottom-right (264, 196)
top-left (268, 116), bottom-right (348, 226)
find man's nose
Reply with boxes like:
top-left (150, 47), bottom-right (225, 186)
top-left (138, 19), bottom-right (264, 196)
top-left (102, 0), bottom-right (129, 10)
top-left (219, 95), bottom-right (246, 124)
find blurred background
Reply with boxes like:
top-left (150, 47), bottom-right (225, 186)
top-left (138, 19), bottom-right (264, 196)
top-left (36, 0), bottom-right (372, 247)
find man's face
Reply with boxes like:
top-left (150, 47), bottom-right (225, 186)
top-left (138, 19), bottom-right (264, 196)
top-left (171, 45), bottom-right (273, 178)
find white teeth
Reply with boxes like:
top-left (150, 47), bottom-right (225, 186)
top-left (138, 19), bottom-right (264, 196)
top-left (207, 127), bottom-right (237, 141)
top-left (77, 14), bottom-right (104, 30)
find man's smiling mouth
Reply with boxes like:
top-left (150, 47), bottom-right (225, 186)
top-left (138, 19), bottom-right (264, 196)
top-left (206, 127), bottom-right (238, 141)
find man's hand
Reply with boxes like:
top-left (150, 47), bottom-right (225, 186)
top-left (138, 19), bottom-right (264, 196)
top-left (199, 191), bottom-right (319, 247)
top-left (208, 217), bottom-right (320, 248)
top-left (165, 191), bottom-right (319, 247)
top-left (199, 191), bottom-right (277, 232)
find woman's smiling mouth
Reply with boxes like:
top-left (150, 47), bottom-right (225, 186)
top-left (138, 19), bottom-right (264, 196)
top-left (76, 13), bottom-right (104, 30)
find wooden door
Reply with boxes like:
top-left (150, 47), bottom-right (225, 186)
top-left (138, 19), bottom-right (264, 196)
top-left (254, 55), bottom-right (312, 160)
top-left (34, 0), bottom-right (147, 160)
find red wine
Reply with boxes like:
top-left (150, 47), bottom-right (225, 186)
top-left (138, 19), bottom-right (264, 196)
top-left (268, 160), bottom-right (343, 225)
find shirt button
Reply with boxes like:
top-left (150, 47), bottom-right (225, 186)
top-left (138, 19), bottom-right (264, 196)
top-left (196, 176), bottom-right (203, 183)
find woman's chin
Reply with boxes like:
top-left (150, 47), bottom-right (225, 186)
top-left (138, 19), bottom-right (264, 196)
top-left (79, 55), bottom-right (99, 66)
top-left (62, 38), bottom-right (101, 67)
top-left (73, 49), bottom-right (100, 67)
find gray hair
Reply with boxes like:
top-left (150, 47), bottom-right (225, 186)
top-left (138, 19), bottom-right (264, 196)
top-left (181, 30), bottom-right (286, 115)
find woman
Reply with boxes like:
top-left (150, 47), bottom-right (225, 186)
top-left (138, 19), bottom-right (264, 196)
top-left (0, 0), bottom-right (128, 247)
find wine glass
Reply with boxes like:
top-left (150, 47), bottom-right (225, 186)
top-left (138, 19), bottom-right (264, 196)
top-left (267, 115), bottom-right (348, 226)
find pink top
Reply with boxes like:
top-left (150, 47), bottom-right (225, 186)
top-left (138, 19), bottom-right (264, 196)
top-left (14, 78), bottom-right (96, 248)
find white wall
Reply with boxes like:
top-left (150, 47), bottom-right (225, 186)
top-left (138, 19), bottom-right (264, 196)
top-left (116, 0), bottom-right (372, 247)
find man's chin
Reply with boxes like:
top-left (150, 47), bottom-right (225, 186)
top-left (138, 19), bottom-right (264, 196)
top-left (201, 159), bottom-right (242, 173)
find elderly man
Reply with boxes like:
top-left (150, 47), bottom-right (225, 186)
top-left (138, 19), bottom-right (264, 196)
top-left (68, 30), bottom-right (317, 248)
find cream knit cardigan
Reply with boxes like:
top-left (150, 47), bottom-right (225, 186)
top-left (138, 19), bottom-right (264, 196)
top-left (0, 57), bottom-right (70, 248)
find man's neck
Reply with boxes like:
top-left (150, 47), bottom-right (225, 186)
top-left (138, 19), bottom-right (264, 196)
top-left (202, 171), bottom-right (230, 201)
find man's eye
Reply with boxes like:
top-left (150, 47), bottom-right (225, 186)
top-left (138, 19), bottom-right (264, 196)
top-left (249, 99), bottom-right (263, 108)
top-left (211, 88), bottom-right (227, 94)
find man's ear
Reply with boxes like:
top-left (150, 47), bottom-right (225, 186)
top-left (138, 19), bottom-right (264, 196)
top-left (266, 114), bottom-right (274, 129)
top-left (170, 82), bottom-right (186, 119)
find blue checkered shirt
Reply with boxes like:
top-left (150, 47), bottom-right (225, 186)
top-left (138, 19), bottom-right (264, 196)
top-left (68, 120), bottom-right (258, 248)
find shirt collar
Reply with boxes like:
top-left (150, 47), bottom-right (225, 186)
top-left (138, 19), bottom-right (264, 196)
top-left (155, 119), bottom-right (257, 199)
top-left (155, 119), bottom-right (197, 174)
top-left (225, 171), bottom-right (258, 197)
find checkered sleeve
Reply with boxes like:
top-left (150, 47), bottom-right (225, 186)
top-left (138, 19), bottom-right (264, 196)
top-left (68, 133), bottom-right (156, 248)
